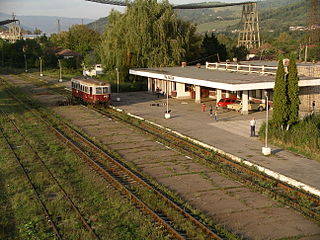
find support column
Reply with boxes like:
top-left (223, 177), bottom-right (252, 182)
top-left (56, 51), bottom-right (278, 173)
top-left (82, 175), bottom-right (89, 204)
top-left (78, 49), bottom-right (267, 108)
top-left (216, 89), bottom-right (222, 103)
top-left (195, 85), bottom-right (201, 103)
top-left (148, 78), bottom-right (152, 92)
top-left (225, 91), bottom-right (230, 98)
top-left (242, 90), bottom-right (249, 114)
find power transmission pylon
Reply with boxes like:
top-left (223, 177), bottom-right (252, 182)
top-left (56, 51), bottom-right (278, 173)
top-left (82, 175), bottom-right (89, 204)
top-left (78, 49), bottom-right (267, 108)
top-left (237, 2), bottom-right (261, 49)
top-left (308, 0), bottom-right (320, 44)
top-left (8, 13), bottom-right (21, 43)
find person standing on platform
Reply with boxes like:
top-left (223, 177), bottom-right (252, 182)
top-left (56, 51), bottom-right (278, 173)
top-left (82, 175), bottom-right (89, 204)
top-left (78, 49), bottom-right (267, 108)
top-left (250, 117), bottom-right (256, 137)
top-left (156, 87), bottom-right (160, 98)
top-left (214, 110), bottom-right (218, 121)
top-left (209, 105), bottom-right (213, 117)
top-left (202, 103), bottom-right (206, 112)
top-left (312, 101), bottom-right (315, 114)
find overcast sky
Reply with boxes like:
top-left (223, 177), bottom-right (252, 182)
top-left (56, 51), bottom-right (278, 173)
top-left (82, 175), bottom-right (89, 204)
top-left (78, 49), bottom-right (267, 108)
top-left (0, 0), bottom-right (250, 19)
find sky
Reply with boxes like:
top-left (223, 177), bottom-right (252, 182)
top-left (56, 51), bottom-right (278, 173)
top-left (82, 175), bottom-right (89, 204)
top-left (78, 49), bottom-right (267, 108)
top-left (0, 0), bottom-right (250, 20)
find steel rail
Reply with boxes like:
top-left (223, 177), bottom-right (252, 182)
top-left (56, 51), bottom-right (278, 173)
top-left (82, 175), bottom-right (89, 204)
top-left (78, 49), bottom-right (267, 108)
top-left (0, 77), bottom-right (223, 240)
top-left (2, 74), bottom-right (320, 223)
top-left (0, 108), bottom-right (99, 239)
top-left (0, 115), bottom-right (63, 240)
top-left (99, 107), bottom-right (320, 221)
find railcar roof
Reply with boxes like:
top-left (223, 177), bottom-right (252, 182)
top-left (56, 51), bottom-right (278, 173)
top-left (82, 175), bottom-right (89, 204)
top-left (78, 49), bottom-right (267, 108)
top-left (72, 77), bottom-right (110, 87)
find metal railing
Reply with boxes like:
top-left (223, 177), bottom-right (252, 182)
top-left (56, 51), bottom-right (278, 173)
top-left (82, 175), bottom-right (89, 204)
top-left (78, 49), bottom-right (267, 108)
top-left (206, 62), bottom-right (278, 75)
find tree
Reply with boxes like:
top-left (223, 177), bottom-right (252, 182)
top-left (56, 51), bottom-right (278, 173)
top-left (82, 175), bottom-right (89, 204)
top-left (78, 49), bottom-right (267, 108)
top-left (67, 25), bottom-right (101, 56)
top-left (230, 45), bottom-right (248, 61)
top-left (287, 56), bottom-right (300, 129)
top-left (50, 25), bottom-right (100, 57)
top-left (201, 33), bottom-right (227, 63)
top-left (33, 28), bottom-right (42, 35)
top-left (272, 59), bottom-right (289, 128)
top-left (100, 0), bottom-right (202, 71)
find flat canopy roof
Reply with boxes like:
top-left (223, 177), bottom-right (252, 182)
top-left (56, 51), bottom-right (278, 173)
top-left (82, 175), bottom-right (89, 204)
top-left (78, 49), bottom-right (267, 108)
top-left (130, 66), bottom-right (320, 91)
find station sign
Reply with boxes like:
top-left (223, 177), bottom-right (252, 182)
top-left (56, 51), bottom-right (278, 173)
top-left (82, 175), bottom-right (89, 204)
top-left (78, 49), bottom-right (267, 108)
top-left (164, 75), bottom-right (174, 81)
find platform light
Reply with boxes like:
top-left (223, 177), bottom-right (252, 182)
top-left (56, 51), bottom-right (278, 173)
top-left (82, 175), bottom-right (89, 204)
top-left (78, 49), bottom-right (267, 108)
top-left (58, 59), bottom-right (62, 82)
top-left (39, 57), bottom-right (43, 77)
top-left (115, 67), bottom-right (120, 102)
top-left (262, 90), bottom-right (271, 155)
top-left (164, 79), bottom-right (171, 119)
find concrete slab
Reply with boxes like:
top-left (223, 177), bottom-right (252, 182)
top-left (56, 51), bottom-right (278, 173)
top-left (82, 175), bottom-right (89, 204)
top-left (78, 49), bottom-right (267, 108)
top-left (112, 92), bottom-right (320, 192)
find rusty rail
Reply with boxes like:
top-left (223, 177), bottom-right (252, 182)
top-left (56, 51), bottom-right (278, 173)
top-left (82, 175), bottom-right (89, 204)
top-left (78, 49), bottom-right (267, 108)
top-left (0, 77), bottom-right (223, 240)
top-left (0, 108), bottom-right (99, 239)
top-left (99, 106), bottom-right (320, 222)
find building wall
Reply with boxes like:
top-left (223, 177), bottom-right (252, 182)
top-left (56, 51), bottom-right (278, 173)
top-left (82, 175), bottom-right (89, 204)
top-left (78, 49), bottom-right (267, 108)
top-left (298, 66), bottom-right (320, 78)
top-left (299, 86), bottom-right (320, 111)
top-left (176, 83), bottom-right (190, 98)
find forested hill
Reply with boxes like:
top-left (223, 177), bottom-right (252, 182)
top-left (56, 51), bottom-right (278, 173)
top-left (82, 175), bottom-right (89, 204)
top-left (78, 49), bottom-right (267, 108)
top-left (87, 0), bottom-right (307, 34)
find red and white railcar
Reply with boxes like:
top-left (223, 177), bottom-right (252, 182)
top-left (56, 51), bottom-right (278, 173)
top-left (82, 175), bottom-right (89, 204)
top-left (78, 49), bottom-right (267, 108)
top-left (71, 77), bottom-right (111, 104)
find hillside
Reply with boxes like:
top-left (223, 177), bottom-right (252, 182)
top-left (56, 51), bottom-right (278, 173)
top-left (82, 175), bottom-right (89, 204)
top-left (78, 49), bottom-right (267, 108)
top-left (87, 0), bottom-right (308, 34)
top-left (0, 12), bottom-right (94, 34)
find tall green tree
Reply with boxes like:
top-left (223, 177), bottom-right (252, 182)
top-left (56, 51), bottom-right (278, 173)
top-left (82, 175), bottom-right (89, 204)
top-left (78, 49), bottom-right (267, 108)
top-left (100, 0), bottom-right (202, 71)
top-left (287, 56), bottom-right (300, 128)
top-left (272, 59), bottom-right (289, 128)
top-left (201, 33), bottom-right (227, 63)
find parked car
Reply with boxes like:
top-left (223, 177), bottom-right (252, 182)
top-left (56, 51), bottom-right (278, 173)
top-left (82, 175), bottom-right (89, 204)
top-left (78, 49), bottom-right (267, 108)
top-left (227, 100), bottom-right (266, 112)
top-left (217, 98), bottom-right (239, 108)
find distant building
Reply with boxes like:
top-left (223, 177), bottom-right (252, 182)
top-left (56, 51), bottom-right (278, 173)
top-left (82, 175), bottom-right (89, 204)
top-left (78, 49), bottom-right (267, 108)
top-left (56, 49), bottom-right (81, 59)
top-left (83, 64), bottom-right (104, 77)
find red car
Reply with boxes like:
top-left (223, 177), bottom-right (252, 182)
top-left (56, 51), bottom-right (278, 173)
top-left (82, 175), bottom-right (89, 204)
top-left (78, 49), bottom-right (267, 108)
top-left (217, 98), bottom-right (239, 108)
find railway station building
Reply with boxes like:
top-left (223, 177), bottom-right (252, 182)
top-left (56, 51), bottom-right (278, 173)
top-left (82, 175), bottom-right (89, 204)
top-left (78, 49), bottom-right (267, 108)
top-left (129, 61), bottom-right (320, 114)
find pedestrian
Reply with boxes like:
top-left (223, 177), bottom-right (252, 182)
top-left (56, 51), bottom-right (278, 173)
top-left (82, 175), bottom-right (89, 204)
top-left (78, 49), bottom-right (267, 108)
top-left (202, 103), bottom-right (206, 112)
top-left (250, 117), bottom-right (256, 137)
top-left (214, 110), bottom-right (218, 121)
top-left (156, 87), bottom-right (160, 98)
top-left (209, 105), bottom-right (213, 117)
top-left (312, 101), bottom-right (315, 114)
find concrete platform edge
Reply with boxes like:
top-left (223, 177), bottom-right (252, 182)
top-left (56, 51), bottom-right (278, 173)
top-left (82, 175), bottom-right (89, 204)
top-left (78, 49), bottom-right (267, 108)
top-left (111, 106), bottom-right (320, 198)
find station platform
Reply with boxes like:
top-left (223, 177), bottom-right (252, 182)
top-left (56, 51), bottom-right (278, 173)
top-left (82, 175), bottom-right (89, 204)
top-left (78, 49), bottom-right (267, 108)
top-left (111, 92), bottom-right (320, 196)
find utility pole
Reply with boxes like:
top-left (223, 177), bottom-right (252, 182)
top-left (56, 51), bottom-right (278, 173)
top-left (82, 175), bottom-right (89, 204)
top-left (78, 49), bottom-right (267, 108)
top-left (57, 19), bottom-right (61, 33)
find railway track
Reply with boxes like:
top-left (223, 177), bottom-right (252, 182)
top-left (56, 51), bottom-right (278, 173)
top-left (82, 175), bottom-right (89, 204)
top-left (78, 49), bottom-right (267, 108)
top-left (0, 107), bottom-right (99, 239)
top-left (94, 106), bottom-right (320, 222)
top-left (0, 77), bottom-right (225, 239)
top-left (2, 73), bottom-right (320, 236)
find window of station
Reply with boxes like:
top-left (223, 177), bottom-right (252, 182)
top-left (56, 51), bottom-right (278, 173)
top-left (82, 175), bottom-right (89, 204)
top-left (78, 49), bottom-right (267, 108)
top-left (185, 84), bottom-right (193, 92)
top-left (103, 87), bottom-right (109, 94)
top-left (96, 87), bottom-right (102, 94)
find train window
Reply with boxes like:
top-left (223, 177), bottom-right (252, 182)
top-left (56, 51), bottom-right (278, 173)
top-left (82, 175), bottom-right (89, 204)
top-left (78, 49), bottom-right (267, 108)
top-left (103, 87), bottom-right (109, 94)
top-left (96, 87), bottom-right (102, 94)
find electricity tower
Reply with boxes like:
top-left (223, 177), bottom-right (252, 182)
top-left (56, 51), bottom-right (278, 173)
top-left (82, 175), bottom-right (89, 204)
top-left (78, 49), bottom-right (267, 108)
top-left (8, 13), bottom-right (21, 43)
top-left (237, 2), bottom-right (260, 49)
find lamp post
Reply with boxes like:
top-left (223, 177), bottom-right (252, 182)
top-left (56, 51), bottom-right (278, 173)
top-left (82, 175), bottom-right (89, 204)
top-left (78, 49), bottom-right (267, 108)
top-left (39, 57), bottom-right (43, 77)
top-left (58, 59), bottom-right (62, 82)
top-left (24, 54), bottom-right (27, 72)
top-left (262, 91), bottom-right (271, 155)
top-left (23, 46), bottom-right (27, 72)
top-left (115, 67), bottom-right (120, 102)
top-left (164, 79), bottom-right (171, 119)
